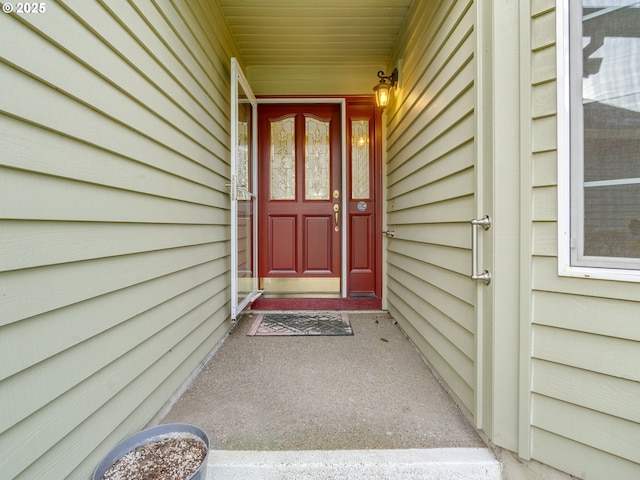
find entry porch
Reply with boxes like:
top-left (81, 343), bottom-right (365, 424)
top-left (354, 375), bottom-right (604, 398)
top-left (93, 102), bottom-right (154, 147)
top-left (159, 311), bottom-right (499, 479)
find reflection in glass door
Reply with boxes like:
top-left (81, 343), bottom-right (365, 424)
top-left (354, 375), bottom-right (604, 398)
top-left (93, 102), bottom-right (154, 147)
top-left (230, 58), bottom-right (260, 319)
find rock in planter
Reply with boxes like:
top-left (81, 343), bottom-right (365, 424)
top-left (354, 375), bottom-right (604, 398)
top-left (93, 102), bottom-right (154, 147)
top-left (93, 423), bottom-right (209, 480)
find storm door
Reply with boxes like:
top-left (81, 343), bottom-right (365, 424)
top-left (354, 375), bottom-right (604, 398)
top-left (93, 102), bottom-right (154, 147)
top-left (230, 58), bottom-right (260, 319)
top-left (258, 104), bottom-right (342, 296)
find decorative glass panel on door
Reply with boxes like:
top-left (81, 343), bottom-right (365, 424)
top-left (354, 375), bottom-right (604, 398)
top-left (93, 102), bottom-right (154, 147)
top-left (305, 116), bottom-right (330, 200)
top-left (270, 116), bottom-right (296, 200)
top-left (351, 120), bottom-right (370, 199)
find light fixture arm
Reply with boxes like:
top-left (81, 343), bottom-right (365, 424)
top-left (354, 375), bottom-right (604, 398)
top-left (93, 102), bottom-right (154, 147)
top-left (377, 68), bottom-right (398, 88)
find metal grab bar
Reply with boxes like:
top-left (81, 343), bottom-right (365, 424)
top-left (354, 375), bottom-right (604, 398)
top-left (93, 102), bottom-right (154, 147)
top-left (470, 215), bottom-right (492, 285)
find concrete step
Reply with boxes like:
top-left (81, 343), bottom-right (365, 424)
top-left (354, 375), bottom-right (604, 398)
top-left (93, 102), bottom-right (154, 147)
top-left (206, 448), bottom-right (501, 480)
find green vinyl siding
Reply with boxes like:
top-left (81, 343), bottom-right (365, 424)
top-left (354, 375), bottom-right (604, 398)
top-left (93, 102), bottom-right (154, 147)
top-left (385, 0), bottom-right (640, 478)
top-left (2, 0), bottom-right (639, 479)
top-left (385, 0), bottom-right (477, 415)
top-left (529, 1), bottom-right (640, 478)
top-left (0, 1), bottom-right (237, 478)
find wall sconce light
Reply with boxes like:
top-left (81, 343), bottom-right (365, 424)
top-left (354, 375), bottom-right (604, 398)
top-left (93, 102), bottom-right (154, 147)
top-left (373, 68), bottom-right (398, 110)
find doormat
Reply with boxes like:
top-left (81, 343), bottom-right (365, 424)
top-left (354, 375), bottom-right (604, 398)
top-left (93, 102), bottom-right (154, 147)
top-left (247, 312), bottom-right (353, 336)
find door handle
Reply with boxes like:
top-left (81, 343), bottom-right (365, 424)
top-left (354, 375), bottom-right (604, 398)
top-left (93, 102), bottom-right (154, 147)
top-left (333, 203), bottom-right (340, 231)
top-left (470, 215), bottom-right (491, 285)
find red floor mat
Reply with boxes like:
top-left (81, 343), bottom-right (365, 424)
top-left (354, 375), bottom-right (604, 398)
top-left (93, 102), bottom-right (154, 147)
top-left (249, 297), bottom-right (381, 311)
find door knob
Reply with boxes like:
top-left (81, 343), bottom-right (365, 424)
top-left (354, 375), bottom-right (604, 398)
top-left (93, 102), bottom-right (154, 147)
top-left (333, 203), bottom-right (340, 231)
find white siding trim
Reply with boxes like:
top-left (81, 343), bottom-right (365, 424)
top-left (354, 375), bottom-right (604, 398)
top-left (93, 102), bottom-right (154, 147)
top-left (556, 0), bottom-right (573, 279)
top-left (518, 0), bottom-right (534, 461)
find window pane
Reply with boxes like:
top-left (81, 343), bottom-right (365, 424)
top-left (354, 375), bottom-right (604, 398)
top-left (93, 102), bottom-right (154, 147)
top-left (581, 1), bottom-right (640, 261)
top-left (584, 184), bottom-right (640, 258)
top-left (351, 120), bottom-right (370, 199)
top-left (270, 116), bottom-right (296, 200)
top-left (305, 116), bottom-right (330, 200)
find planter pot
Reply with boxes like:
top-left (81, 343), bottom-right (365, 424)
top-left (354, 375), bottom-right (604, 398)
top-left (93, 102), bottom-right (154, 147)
top-left (93, 423), bottom-right (210, 480)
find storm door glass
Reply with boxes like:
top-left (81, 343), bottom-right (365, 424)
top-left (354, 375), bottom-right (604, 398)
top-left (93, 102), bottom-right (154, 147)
top-left (231, 58), bottom-right (260, 319)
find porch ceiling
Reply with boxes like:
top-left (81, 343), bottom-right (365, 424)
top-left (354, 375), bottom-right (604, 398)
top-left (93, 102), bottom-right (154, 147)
top-left (218, 0), bottom-right (413, 68)
top-left (217, 0), bottom-right (416, 95)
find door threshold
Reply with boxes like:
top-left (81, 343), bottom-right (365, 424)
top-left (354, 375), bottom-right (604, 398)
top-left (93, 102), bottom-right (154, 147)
top-left (260, 277), bottom-right (340, 295)
top-left (260, 293), bottom-right (341, 299)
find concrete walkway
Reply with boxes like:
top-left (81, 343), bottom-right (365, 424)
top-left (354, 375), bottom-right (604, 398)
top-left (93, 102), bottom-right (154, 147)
top-left (161, 311), bottom-right (501, 478)
top-left (161, 311), bottom-right (484, 451)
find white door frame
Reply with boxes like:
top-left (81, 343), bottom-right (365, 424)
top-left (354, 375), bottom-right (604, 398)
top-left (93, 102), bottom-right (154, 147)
top-left (258, 97), bottom-right (348, 298)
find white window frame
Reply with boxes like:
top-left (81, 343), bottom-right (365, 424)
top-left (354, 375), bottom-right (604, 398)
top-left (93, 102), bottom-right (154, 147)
top-left (557, 0), bottom-right (640, 282)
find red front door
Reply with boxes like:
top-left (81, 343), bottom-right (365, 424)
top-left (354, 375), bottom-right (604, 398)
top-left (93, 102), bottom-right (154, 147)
top-left (258, 104), bottom-right (342, 296)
